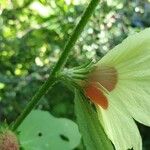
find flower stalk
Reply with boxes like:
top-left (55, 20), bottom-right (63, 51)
top-left (12, 0), bottom-right (100, 131)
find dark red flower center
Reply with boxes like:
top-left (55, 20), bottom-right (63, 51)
top-left (84, 66), bottom-right (118, 109)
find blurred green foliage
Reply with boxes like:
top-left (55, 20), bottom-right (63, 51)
top-left (0, 0), bottom-right (150, 149)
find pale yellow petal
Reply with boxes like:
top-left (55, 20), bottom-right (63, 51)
top-left (116, 80), bottom-right (150, 126)
top-left (97, 91), bottom-right (142, 150)
top-left (97, 28), bottom-right (150, 126)
top-left (98, 28), bottom-right (150, 68)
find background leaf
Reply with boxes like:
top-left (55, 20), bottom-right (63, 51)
top-left (18, 110), bottom-right (81, 150)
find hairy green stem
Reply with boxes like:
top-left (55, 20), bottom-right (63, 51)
top-left (12, 0), bottom-right (100, 131)
top-left (51, 0), bottom-right (100, 74)
top-left (12, 77), bottom-right (57, 131)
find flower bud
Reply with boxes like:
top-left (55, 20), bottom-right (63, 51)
top-left (0, 129), bottom-right (19, 150)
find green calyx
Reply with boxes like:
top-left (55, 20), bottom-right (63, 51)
top-left (58, 61), bottom-right (95, 89)
top-left (0, 126), bottom-right (19, 150)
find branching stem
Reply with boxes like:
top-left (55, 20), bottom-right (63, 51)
top-left (12, 0), bottom-right (100, 131)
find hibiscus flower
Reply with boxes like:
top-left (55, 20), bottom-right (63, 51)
top-left (84, 28), bottom-right (150, 150)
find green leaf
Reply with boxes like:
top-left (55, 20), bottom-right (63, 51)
top-left (18, 110), bottom-right (81, 150)
top-left (74, 89), bottom-right (114, 150)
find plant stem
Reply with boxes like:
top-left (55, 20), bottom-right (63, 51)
top-left (12, 77), bottom-right (56, 131)
top-left (51, 0), bottom-right (100, 74)
top-left (12, 0), bottom-right (100, 131)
